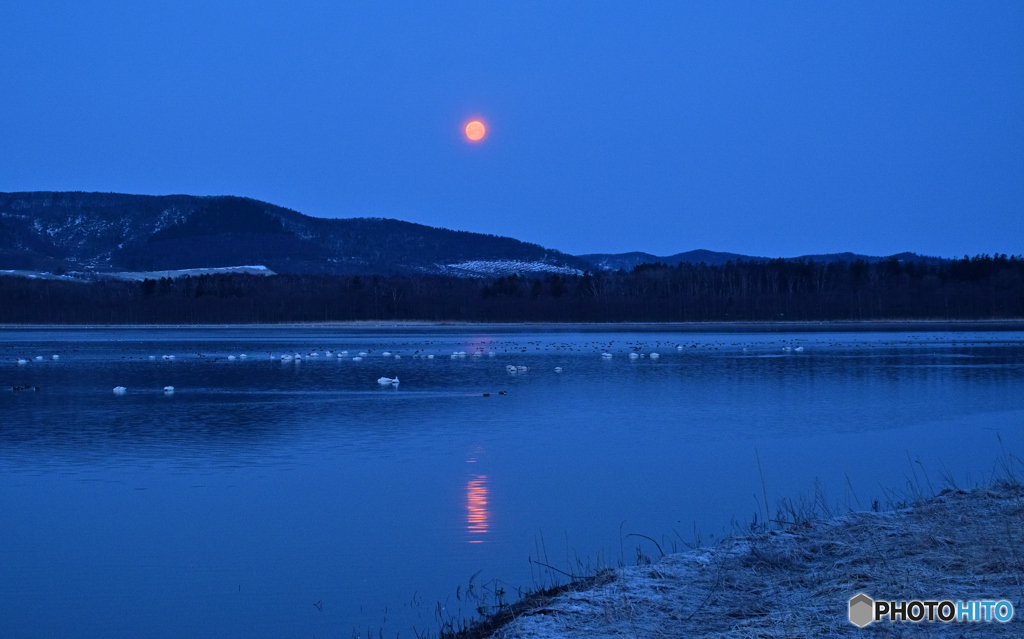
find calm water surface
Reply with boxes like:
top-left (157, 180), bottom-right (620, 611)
top-left (2, 327), bottom-right (1023, 638)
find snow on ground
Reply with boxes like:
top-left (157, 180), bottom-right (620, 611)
top-left (0, 270), bottom-right (80, 281)
top-left (481, 483), bottom-right (1024, 638)
top-left (439, 261), bottom-right (583, 278)
top-left (96, 265), bottom-right (275, 280)
top-left (1, 266), bottom-right (275, 282)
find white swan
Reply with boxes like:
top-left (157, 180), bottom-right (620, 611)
top-left (427, 354), bottom-right (434, 359)
top-left (239, 354), bottom-right (247, 359)
top-left (149, 355), bottom-right (156, 360)
top-left (506, 365), bottom-right (517, 373)
top-left (601, 352), bottom-right (613, 359)
top-left (378, 377), bottom-right (393, 385)
top-left (52, 354), bottom-right (60, 360)
top-left (382, 351), bottom-right (392, 357)
top-left (228, 355), bottom-right (236, 361)
top-left (163, 386), bottom-right (174, 393)
top-left (34, 356), bottom-right (43, 362)
top-left (554, 367), bottom-right (563, 373)
top-left (352, 356), bottom-right (363, 361)
top-left (17, 359), bottom-right (27, 365)
top-left (649, 352), bottom-right (660, 359)
top-left (629, 352), bottom-right (639, 359)
top-left (794, 346), bottom-right (805, 352)
top-left (113, 386), bottom-right (127, 395)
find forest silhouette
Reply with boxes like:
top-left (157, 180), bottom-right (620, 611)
top-left (1, 254), bottom-right (1021, 324)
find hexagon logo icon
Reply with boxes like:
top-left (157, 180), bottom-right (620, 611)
top-left (849, 593), bottom-right (874, 628)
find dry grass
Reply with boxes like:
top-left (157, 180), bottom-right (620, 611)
top-left (480, 480), bottom-right (1024, 638)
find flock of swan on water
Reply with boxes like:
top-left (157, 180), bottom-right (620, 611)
top-left (10, 339), bottom-right (817, 395)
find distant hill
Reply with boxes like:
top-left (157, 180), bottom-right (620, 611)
top-left (580, 249), bottom-right (946, 270)
top-left (579, 250), bottom-right (756, 270)
top-left (793, 251), bottom-right (947, 266)
top-left (0, 191), bottom-right (949, 278)
top-left (0, 192), bottom-right (588, 276)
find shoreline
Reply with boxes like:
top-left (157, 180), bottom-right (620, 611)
top-left (467, 482), bottom-right (1024, 638)
top-left (2, 319), bottom-right (1024, 333)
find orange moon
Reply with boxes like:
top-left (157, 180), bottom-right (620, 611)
top-left (465, 120), bottom-right (486, 142)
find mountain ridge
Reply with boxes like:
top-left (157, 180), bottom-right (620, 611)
top-left (0, 191), bottom-right (949, 277)
top-left (0, 191), bottom-right (588, 276)
top-left (580, 249), bottom-right (947, 271)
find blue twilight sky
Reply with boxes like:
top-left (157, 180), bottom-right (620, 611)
top-left (1, 1), bottom-right (1021, 258)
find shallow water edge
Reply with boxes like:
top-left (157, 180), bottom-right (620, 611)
top-left (3, 319), bottom-right (1024, 332)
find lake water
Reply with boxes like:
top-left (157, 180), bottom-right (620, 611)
top-left (2, 326), bottom-right (1023, 638)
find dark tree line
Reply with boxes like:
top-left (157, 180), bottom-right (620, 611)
top-left (1, 255), bottom-right (1022, 324)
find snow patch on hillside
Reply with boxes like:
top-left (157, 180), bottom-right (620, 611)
top-left (438, 260), bottom-right (583, 277)
top-left (0, 270), bottom-right (80, 281)
top-left (98, 265), bottom-right (276, 281)
top-left (2, 265), bottom-right (276, 282)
